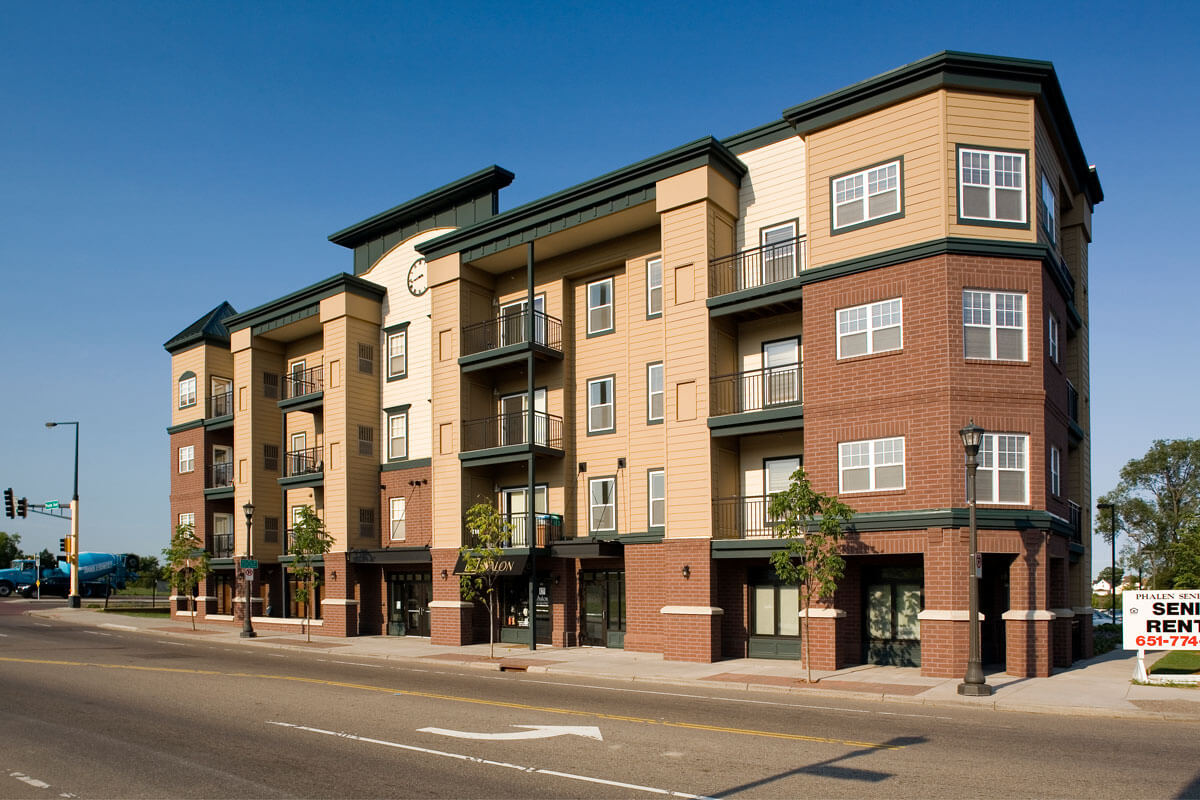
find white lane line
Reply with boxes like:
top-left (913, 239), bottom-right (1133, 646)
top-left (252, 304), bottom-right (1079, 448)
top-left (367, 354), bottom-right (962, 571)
top-left (33, 623), bottom-right (52, 628)
top-left (9, 770), bottom-right (51, 789)
top-left (268, 721), bottom-right (714, 799)
top-left (0, 632), bottom-right (8, 637)
top-left (100, 623), bottom-right (137, 632)
top-left (164, 641), bottom-right (187, 646)
top-left (317, 659), bottom-right (383, 668)
top-left (84, 631), bottom-right (113, 637)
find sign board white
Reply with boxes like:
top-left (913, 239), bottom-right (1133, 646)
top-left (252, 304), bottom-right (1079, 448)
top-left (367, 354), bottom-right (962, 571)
top-left (1123, 590), bottom-right (1200, 650)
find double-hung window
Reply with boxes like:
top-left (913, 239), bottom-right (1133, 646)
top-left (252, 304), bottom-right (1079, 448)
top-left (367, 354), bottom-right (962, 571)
top-left (1048, 313), bottom-right (1060, 364)
top-left (647, 469), bottom-right (665, 530)
top-left (646, 258), bottom-right (663, 318)
top-left (587, 277), bottom-right (614, 335)
top-left (390, 497), bottom-right (406, 541)
top-left (178, 445), bottom-right (194, 474)
top-left (646, 362), bottom-right (664, 424)
top-left (387, 331), bottom-right (407, 379)
top-left (1040, 173), bottom-right (1057, 244)
top-left (178, 512), bottom-right (195, 532)
top-left (959, 147), bottom-right (1026, 224)
top-left (837, 298), bottom-right (902, 358)
top-left (387, 412), bottom-right (408, 460)
top-left (589, 477), bottom-right (616, 533)
top-left (839, 437), bottom-right (904, 493)
top-left (963, 290), bottom-right (1026, 360)
top-left (977, 433), bottom-right (1028, 504)
top-left (832, 160), bottom-right (901, 231)
top-left (1049, 445), bottom-right (1061, 498)
top-left (588, 376), bottom-right (615, 434)
top-left (178, 374), bottom-right (197, 408)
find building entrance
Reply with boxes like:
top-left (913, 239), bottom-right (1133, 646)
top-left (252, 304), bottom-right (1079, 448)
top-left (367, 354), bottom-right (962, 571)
top-left (580, 570), bottom-right (625, 648)
top-left (387, 572), bottom-right (431, 637)
top-left (864, 565), bottom-right (923, 666)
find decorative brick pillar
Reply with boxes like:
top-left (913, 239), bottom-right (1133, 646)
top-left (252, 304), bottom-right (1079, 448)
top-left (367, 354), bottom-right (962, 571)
top-left (1004, 612), bottom-right (1055, 677)
top-left (661, 606), bottom-right (723, 662)
top-left (319, 552), bottom-right (358, 637)
top-left (916, 615), bottom-right (971, 678)
top-left (659, 540), bottom-right (718, 662)
top-left (430, 547), bottom-right (474, 645)
top-left (799, 609), bottom-right (844, 671)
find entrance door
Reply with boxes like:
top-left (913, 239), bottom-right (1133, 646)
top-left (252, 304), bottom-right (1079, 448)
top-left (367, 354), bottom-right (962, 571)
top-left (388, 573), bottom-right (431, 637)
top-left (762, 338), bottom-right (800, 408)
top-left (500, 389), bottom-right (547, 446)
top-left (864, 566), bottom-right (923, 666)
top-left (749, 567), bottom-right (801, 659)
top-left (500, 295), bottom-right (546, 347)
top-left (579, 570), bottom-right (625, 648)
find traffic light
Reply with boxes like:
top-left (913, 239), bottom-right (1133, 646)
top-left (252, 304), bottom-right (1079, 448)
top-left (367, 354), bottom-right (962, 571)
top-left (58, 538), bottom-right (67, 555)
top-left (3, 488), bottom-right (12, 518)
top-left (17, 497), bottom-right (27, 518)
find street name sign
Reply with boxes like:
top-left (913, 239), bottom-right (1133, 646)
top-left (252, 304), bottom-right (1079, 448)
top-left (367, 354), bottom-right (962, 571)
top-left (45, 500), bottom-right (59, 509)
top-left (240, 558), bottom-right (258, 569)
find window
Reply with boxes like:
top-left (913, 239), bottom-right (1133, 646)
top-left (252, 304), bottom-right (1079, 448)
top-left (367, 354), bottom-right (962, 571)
top-left (646, 258), bottom-right (663, 318)
top-left (761, 222), bottom-right (799, 281)
top-left (178, 374), bottom-right (197, 408)
top-left (1048, 313), bottom-right (1060, 364)
top-left (1050, 445), bottom-right (1061, 498)
top-left (178, 445), bottom-right (194, 474)
top-left (959, 147), bottom-right (1026, 223)
top-left (387, 331), bottom-right (407, 379)
top-left (1040, 173), bottom-right (1057, 244)
top-left (390, 497), bottom-right (407, 541)
top-left (648, 469), bottom-right (665, 530)
top-left (646, 363), bottom-right (664, 424)
top-left (359, 507), bottom-right (375, 539)
top-left (837, 298), bottom-right (902, 358)
top-left (358, 343), bottom-right (374, 374)
top-left (588, 377), bottom-right (615, 434)
top-left (178, 512), bottom-right (194, 532)
top-left (587, 277), bottom-right (614, 335)
top-left (589, 477), bottom-right (616, 533)
top-left (839, 437), bottom-right (904, 493)
top-left (964, 290), bottom-right (1026, 360)
top-left (387, 412), bottom-right (408, 460)
top-left (832, 160), bottom-right (901, 230)
top-left (978, 433), bottom-right (1028, 505)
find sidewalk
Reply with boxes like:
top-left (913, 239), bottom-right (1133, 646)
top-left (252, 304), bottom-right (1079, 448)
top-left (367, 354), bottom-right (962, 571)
top-left (29, 605), bottom-right (1200, 721)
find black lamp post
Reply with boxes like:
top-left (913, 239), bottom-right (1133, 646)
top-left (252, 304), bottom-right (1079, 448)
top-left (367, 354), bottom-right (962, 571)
top-left (241, 501), bottom-right (256, 638)
top-left (1097, 502), bottom-right (1118, 622)
top-left (957, 419), bottom-right (992, 697)
top-left (45, 421), bottom-right (81, 608)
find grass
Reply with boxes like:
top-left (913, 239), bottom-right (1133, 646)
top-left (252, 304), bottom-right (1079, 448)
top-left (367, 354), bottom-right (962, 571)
top-left (1150, 650), bottom-right (1200, 675)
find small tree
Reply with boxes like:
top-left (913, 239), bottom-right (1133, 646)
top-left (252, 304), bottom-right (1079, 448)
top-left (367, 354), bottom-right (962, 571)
top-left (37, 548), bottom-right (57, 572)
top-left (162, 522), bottom-right (210, 631)
top-left (290, 505), bottom-right (333, 642)
top-left (458, 503), bottom-right (510, 659)
top-left (768, 468), bottom-right (854, 684)
top-left (0, 531), bottom-right (21, 569)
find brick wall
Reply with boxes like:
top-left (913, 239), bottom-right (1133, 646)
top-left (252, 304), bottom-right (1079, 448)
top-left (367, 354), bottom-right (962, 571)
top-left (379, 465), bottom-right (432, 548)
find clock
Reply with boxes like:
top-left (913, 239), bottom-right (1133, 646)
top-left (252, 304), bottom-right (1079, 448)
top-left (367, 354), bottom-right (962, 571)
top-left (407, 258), bottom-right (428, 297)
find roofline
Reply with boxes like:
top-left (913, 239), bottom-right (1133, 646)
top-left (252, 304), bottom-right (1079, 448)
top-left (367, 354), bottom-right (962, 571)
top-left (417, 136), bottom-right (747, 262)
top-left (162, 301), bottom-right (238, 355)
top-left (224, 273), bottom-right (386, 333)
top-left (327, 165), bottom-right (515, 249)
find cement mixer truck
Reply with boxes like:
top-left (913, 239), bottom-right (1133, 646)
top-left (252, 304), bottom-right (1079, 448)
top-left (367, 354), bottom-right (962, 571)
top-left (0, 553), bottom-right (139, 598)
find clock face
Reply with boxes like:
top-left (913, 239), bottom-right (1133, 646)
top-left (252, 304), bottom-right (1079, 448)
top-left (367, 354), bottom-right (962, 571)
top-left (407, 258), bottom-right (428, 296)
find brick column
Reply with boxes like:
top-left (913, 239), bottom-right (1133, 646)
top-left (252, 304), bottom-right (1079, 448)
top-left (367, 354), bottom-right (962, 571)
top-left (430, 547), bottom-right (475, 645)
top-left (1005, 532), bottom-right (1053, 677)
top-left (319, 552), bottom-right (358, 637)
top-left (919, 528), bottom-right (970, 678)
top-left (659, 540), bottom-right (718, 662)
top-left (800, 608), bottom-right (844, 671)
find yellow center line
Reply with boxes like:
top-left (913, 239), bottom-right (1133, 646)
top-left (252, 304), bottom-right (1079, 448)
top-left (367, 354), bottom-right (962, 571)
top-left (0, 656), bottom-right (902, 750)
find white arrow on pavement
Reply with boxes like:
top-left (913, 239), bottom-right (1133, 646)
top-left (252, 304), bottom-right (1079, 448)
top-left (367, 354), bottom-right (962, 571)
top-left (417, 724), bottom-right (603, 741)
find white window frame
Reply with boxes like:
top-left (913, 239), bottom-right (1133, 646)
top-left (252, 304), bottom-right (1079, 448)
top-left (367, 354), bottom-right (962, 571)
top-left (587, 277), bottom-right (614, 335)
top-left (832, 160), bottom-right (901, 230)
top-left (1040, 172), bottom-right (1057, 244)
top-left (390, 497), bottom-right (407, 541)
top-left (1049, 445), bottom-right (1061, 498)
top-left (178, 512), bottom-right (195, 532)
top-left (587, 376), bottom-right (615, 434)
top-left (963, 290), bottom-right (1027, 361)
top-left (178, 445), bottom-right (194, 474)
top-left (646, 362), bottom-right (664, 424)
top-left (648, 469), bottom-right (665, 530)
top-left (839, 437), bottom-right (905, 493)
top-left (1048, 313), bottom-right (1060, 364)
top-left (387, 412), bottom-right (408, 461)
top-left (837, 298), bottom-right (903, 358)
top-left (387, 331), bottom-right (407, 379)
top-left (589, 477), bottom-right (617, 533)
top-left (958, 147), bottom-right (1027, 224)
top-left (977, 433), bottom-right (1030, 506)
top-left (178, 375), bottom-right (197, 408)
top-left (646, 258), bottom-right (663, 318)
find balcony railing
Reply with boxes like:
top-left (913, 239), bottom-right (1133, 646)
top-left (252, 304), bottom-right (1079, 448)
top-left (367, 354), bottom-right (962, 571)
top-left (208, 390), bottom-right (233, 418)
top-left (710, 362), bottom-right (802, 416)
top-left (284, 365), bottom-right (324, 399)
top-left (284, 446), bottom-right (323, 477)
top-left (212, 533), bottom-right (234, 559)
top-left (709, 236), bottom-right (807, 298)
top-left (713, 495), bottom-right (783, 539)
top-left (1068, 500), bottom-right (1082, 543)
top-left (461, 411), bottom-right (563, 452)
top-left (208, 461), bottom-right (234, 489)
top-left (1067, 380), bottom-right (1079, 425)
top-left (461, 309), bottom-right (564, 357)
top-left (464, 513), bottom-right (565, 548)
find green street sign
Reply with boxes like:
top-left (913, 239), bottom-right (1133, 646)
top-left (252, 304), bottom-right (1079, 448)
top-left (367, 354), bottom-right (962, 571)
top-left (240, 558), bottom-right (259, 569)
top-left (45, 500), bottom-right (59, 509)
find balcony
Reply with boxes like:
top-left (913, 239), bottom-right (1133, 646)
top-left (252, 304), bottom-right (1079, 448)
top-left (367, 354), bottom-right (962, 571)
top-left (713, 496), bottom-right (781, 540)
top-left (459, 309), bottom-right (564, 372)
top-left (1067, 380), bottom-right (1083, 443)
top-left (460, 411), bottom-right (564, 466)
top-left (707, 237), bottom-right (807, 316)
top-left (708, 362), bottom-right (804, 436)
top-left (279, 365), bottom-right (324, 411)
top-left (207, 390), bottom-right (233, 420)
top-left (464, 513), bottom-right (565, 549)
top-left (212, 533), bottom-right (234, 559)
top-left (279, 446), bottom-right (324, 488)
top-left (1068, 500), bottom-right (1082, 544)
top-left (203, 461), bottom-right (235, 499)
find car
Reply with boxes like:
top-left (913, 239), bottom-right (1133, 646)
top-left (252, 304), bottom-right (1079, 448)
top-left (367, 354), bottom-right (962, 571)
top-left (17, 576), bottom-right (69, 598)
top-left (1092, 610), bottom-right (1122, 626)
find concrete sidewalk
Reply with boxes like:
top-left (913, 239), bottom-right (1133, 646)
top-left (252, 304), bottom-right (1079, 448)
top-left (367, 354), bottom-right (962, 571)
top-left (27, 604), bottom-right (1200, 721)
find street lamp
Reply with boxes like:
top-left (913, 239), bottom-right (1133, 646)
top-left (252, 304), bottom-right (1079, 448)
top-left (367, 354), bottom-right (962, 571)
top-left (1097, 502), bottom-right (1118, 623)
top-left (957, 419), bottom-right (992, 697)
top-left (241, 501), bottom-right (256, 638)
top-left (45, 421), bottom-right (81, 609)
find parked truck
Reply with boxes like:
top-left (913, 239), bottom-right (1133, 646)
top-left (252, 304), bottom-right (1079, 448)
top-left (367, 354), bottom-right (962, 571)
top-left (0, 553), bottom-right (139, 598)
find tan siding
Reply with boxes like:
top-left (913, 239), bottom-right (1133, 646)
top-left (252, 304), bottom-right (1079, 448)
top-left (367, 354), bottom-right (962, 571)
top-left (735, 136), bottom-right (807, 252)
top-left (170, 347), bottom-right (206, 427)
top-left (233, 337), bottom-right (285, 560)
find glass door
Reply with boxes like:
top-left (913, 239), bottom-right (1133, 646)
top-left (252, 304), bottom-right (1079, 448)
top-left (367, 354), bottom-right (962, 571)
top-left (212, 445), bottom-right (233, 487)
top-left (761, 222), bottom-right (797, 283)
top-left (388, 573), bottom-right (432, 637)
top-left (864, 566), bottom-right (923, 666)
top-left (499, 389), bottom-right (546, 446)
top-left (749, 568), bottom-right (801, 659)
top-left (499, 295), bottom-right (546, 347)
top-left (762, 339), bottom-right (800, 408)
top-left (579, 570), bottom-right (625, 648)
top-left (501, 485), bottom-right (547, 547)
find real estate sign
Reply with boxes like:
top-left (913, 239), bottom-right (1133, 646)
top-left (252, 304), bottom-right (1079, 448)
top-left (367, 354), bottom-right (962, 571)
top-left (1123, 590), bottom-right (1200, 650)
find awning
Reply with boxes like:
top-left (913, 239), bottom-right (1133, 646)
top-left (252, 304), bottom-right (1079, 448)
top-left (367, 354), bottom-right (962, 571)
top-left (453, 553), bottom-right (529, 576)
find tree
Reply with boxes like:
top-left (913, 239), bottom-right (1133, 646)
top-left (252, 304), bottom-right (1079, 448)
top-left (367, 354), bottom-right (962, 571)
top-left (1172, 523), bottom-right (1200, 590)
top-left (133, 555), bottom-right (163, 590)
top-left (162, 522), bottom-right (209, 631)
top-left (289, 505), bottom-right (333, 642)
top-left (37, 549), bottom-right (56, 572)
top-left (458, 503), bottom-right (510, 659)
top-left (1099, 439), bottom-right (1200, 589)
top-left (767, 468), bottom-right (855, 684)
top-left (1096, 566), bottom-right (1124, 588)
top-left (0, 531), bottom-right (21, 569)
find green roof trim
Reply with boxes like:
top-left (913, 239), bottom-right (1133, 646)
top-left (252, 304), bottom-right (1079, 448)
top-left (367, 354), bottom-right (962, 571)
top-left (417, 137), bottom-right (747, 262)
top-left (163, 301), bottom-right (237, 354)
top-left (781, 51), bottom-right (1102, 206)
top-left (224, 273), bottom-right (386, 334)
top-left (721, 119), bottom-right (796, 155)
top-left (328, 166), bottom-right (514, 249)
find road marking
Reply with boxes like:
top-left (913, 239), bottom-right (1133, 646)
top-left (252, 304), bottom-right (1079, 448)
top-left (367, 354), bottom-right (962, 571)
top-left (9, 771), bottom-right (51, 789)
top-left (84, 631), bottom-right (113, 637)
top-left (418, 724), bottom-right (603, 741)
top-left (0, 633), bottom-right (7, 637)
top-left (0, 656), bottom-right (903, 750)
top-left (100, 623), bottom-right (137, 632)
top-left (318, 659), bottom-right (384, 668)
top-left (33, 623), bottom-right (52, 627)
top-left (268, 722), bottom-right (711, 799)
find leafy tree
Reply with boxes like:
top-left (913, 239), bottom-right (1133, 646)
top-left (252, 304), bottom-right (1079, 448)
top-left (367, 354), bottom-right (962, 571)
top-left (162, 523), bottom-right (210, 631)
top-left (0, 531), bottom-right (21, 569)
top-left (1099, 439), bottom-right (1200, 588)
top-left (1096, 566), bottom-right (1124, 588)
top-left (133, 555), bottom-right (163, 590)
top-left (37, 549), bottom-right (56, 572)
top-left (767, 468), bottom-right (855, 684)
top-left (289, 505), bottom-right (333, 642)
top-left (458, 503), bottom-right (510, 659)
top-left (1172, 523), bottom-right (1200, 590)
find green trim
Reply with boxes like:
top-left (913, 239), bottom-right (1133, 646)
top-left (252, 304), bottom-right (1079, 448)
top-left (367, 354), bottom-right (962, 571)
top-left (708, 404), bottom-right (804, 437)
top-left (203, 486), bottom-right (235, 500)
top-left (646, 361), bottom-right (664, 425)
top-left (585, 276), bottom-right (615, 338)
top-left (179, 370), bottom-right (196, 381)
top-left (458, 341), bottom-right (564, 372)
top-left (829, 155), bottom-right (906, 236)
top-left (278, 392), bottom-right (324, 413)
top-left (224, 273), bottom-right (386, 333)
top-left (278, 472), bottom-right (324, 489)
top-left (385, 326), bottom-right (409, 382)
top-left (417, 137), bottom-right (746, 262)
top-left (164, 302), bottom-right (237, 354)
top-left (380, 457), bottom-right (432, 472)
top-left (1068, 419), bottom-right (1085, 443)
top-left (585, 374), bottom-right (616, 436)
top-left (384, 403), bottom-right (412, 415)
top-left (166, 419), bottom-right (204, 435)
top-left (708, 283), bottom-right (805, 317)
top-left (384, 408), bottom-right (409, 463)
top-left (459, 443), bottom-right (563, 468)
top-left (203, 414), bottom-right (233, 431)
top-left (647, 467), bottom-right (665, 533)
top-left (616, 531), bottom-right (665, 545)
top-left (587, 475), bottom-right (618, 536)
top-left (721, 119), bottom-right (796, 155)
top-left (954, 144), bottom-right (1031, 231)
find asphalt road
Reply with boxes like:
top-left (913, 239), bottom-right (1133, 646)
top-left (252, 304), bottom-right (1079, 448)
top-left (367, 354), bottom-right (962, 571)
top-left (1, 599), bottom-right (1197, 799)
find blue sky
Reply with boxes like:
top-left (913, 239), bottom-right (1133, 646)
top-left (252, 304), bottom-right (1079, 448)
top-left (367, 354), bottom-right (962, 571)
top-left (1, 1), bottom-right (1196, 575)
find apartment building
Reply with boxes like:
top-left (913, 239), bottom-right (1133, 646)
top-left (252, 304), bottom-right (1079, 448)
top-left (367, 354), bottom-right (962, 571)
top-left (166, 51), bottom-right (1100, 678)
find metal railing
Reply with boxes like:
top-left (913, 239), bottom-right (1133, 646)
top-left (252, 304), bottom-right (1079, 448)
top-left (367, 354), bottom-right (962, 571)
top-left (464, 513), bottom-right (565, 548)
top-left (461, 309), bottom-right (564, 357)
top-left (709, 236), bottom-right (807, 298)
top-left (208, 390), bottom-right (233, 418)
top-left (284, 365), bottom-right (324, 399)
top-left (212, 533), bottom-right (234, 559)
top-left (1067, 380), bottom-right (1079, 425)
top-left (208, 461), bottom-right (234, 489)
top-left (713, 495), bottom-right (784, 539)
top-left (284, 446), bottom-right (323, 477)
top-left (710, 362), bottom-right (802, 416)
top-left (1068, 500), bottom-right (1082, 543)
top-left (461, 410), bottom-right (563, 452)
